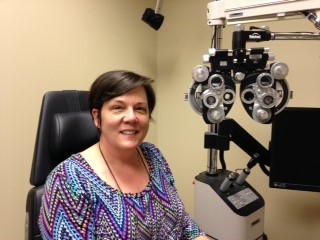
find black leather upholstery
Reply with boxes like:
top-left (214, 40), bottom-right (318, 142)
top-left (25, 90), bottom-right (99, 240)
top-left (50, 111), bottom-right (99, 162)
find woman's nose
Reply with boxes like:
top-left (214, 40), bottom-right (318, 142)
top-left (123, 109), bottom-right (138, 122)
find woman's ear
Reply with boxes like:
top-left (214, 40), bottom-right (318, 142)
top-left (92, 109), bottom-right (100, 128)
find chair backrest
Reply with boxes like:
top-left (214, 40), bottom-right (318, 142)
top-left (25, 90), bottom-right (99, 240)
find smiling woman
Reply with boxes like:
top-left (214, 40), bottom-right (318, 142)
top-left (37, 70), bottom-right (210, 240)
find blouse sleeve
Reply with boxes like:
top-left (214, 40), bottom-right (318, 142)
top-left (181, 211), bottom-right (207, 239)
top-left (38, 160), bottom-right (95, 240)
top-left (142, 142), bottom-right (206, 239)
top-left (162, 158), bottom-right (206, 239)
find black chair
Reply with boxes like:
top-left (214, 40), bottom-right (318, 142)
top-left (25, 90), bottom-right (99, 240)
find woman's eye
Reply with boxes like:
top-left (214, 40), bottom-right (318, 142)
top-left (136, 107), bottom-right (148, 113)
top-left (112, 105), bottom-right (123, 111)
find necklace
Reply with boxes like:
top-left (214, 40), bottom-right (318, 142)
top-left (98, 144), bottom-right (149, 194)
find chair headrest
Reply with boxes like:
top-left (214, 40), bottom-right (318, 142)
top-left (30, 90), bottom-right (99, 186)
top-left (50, 111), bottom-right (99, 161)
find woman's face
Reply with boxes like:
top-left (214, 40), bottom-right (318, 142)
top-left (92, 86), bottom-right (150, 151)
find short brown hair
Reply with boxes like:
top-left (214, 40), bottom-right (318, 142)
top-left (88, 70), bottom-right (156, 118)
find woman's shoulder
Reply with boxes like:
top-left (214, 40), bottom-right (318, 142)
top-left (53, 153), bottom-right (83, 168)
top-left (140, 141), bottom-right (155, 148)
top-left (140, 142), bottom-right (161, 154)
top-left (47, 154), bottom-right (88, 181)
top-left (45, 154), bottom-right (97, 197)
top-left (140, 142), bottom-right (170, 167)
top-left (140, 142), bottom-right (165, 161)
top-left (140, 142), bottom-right (175, 185)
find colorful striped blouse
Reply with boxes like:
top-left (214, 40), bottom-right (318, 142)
top-left (38, 142), bottom-right (205, 239)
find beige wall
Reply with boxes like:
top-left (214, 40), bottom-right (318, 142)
top-left (157, 1), bottom-right (320, 240)
top-left (1, 0), bottom-right (320, 239)
top-left (0, 1), bottom-right (157, 239)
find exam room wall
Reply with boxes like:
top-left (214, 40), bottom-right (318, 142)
top-left (0, 1), bottom-right (157, 239)
top-left (157, 1), bottom-right (320, 240)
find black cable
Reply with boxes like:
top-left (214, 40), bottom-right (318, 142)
top-left (219, 150), bottom-right (226, 170)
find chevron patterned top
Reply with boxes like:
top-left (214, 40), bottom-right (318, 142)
top-left (38, 142), bottom-right (205, 239)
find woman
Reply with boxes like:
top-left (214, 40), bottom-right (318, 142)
top-left (38, 70), bottom-right (209, 239)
